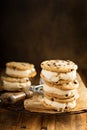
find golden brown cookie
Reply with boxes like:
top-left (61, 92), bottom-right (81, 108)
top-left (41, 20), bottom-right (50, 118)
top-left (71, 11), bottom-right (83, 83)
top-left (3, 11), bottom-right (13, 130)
top-left (2, 75), bottom-right (31, 92)
top-left (41, 60), bottom-right (78, 72)
top-left (6, 61), bottom-right (37, 78)
top-left (2, 75), bottom-right (30, 83)
top-left (43, 84), bottom-right (78, 99)
top-left (43, 79), bottom-right (79, 90)
top-left (6, 62), bottom-right (34, 70)
top-left (44, 92), bottom-right (79, 103)
top-left (42, 97), bottom-right (77, 112)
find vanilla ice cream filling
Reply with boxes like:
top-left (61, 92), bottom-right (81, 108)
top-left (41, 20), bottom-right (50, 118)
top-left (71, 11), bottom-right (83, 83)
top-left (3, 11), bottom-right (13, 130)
top-left (6, 67), bottom-right (35, 77)
top-left (41, 69), bottom-right (76, 82)
top-left (43, 84), bottom-right (77, 96)
top-left (44, 97), bottom-right (76, 110)
top-left (3, 80), bottom-right (31, 88)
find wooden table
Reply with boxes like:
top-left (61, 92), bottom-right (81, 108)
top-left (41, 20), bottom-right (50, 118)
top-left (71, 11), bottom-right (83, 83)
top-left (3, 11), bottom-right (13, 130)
top-left (0, 108), bottom-right (87, 130)
top-left (0, 70), bottom-right (87, 130)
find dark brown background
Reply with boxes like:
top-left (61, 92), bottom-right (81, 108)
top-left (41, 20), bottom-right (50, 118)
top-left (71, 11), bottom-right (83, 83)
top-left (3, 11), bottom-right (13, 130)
top-left (0, 0), bottom-right (87, 72)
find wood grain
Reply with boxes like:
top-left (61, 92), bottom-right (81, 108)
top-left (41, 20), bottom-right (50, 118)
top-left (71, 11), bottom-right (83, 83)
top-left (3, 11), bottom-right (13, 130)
top-left (0, 108), bottom-right (87, 130)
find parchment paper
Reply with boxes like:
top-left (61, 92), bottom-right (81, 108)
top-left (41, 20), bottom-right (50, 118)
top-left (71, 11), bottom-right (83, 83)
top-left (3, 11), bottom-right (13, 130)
top-left (24, 74), bottom-right (87, 114)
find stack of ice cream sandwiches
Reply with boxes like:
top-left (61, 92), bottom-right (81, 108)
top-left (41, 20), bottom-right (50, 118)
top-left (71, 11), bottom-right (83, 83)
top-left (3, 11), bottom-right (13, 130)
top-left (40, 59), bottom-right (79, 112)
top-left (1, 61), bottom-right (37, 92)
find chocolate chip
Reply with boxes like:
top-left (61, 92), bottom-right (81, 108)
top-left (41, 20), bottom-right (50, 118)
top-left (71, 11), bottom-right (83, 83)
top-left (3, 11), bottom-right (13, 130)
top-left (53, 109), bottom-right (58, 112)
top-left (74, 81), bottom-right (77, 84)
top-left (53, 63), bottom-right (56, 66)
top-left (56, 81), bottom-right (58, 83)
top-left (51, 98), bottom-right (54, 101)
top-left (65, 94), bottom-right (68, 97)
top-left (65, 106), bottom-right (68, 109)
top-left (47, 64), bottom-right (50, 66)
top-left (13, 66), bottom-right (16, 70)
top-left (71, 69), bottom-right (74, 71)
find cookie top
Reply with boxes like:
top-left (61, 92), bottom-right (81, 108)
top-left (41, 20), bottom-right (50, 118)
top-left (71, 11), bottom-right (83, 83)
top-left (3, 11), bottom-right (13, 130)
top-left (43, 79), bottom-right (79, 90)
top-left (6, 61), bottom-right (34, 70)
top-left (41, 60), bottom-right (78, 72)
top-left (2, 75), bottom-right (30, 83)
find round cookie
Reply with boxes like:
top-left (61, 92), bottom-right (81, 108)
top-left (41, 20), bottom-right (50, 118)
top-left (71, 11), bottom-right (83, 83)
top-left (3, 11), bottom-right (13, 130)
top-left (6, 62), bottom-right (34, 70)
top-left (43, 84), bottom-right (78, 99)
top-left (41, 60), bottom-right (78, 73)
top-left (2, 75), bottom-right (31, 92)
top-left (6, 61), bottom-right (37, 78)
top-left (42, 97), bottom-right (77, 112)
top-left (43, 79), bottom-right (79, 90)
top-left (45, 92), bottom-right (79, 103)
top-left (2, 75), bottom-right (30, 83)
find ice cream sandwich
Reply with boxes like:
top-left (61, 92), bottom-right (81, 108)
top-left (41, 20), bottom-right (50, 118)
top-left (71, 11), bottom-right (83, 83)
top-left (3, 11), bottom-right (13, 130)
top-left (40, 59), bottom-right (79, 112)
top-left (6, 61), bottom-right (37, 78)
top-left (2, 75), bottom-right (31, 92)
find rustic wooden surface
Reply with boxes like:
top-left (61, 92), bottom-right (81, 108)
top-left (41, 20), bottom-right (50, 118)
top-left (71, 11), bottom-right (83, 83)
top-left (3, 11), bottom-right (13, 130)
top-left (0, 108), bottom-right (87, 130)
top-left (0, 72), bottom-right (87, 130)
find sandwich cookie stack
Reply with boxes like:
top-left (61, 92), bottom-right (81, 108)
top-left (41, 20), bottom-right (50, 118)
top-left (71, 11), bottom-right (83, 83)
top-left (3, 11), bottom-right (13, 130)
top-left (40, 60), bottom-right (79, 112)
top-left (2, 62), bottom-right (37, 92)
